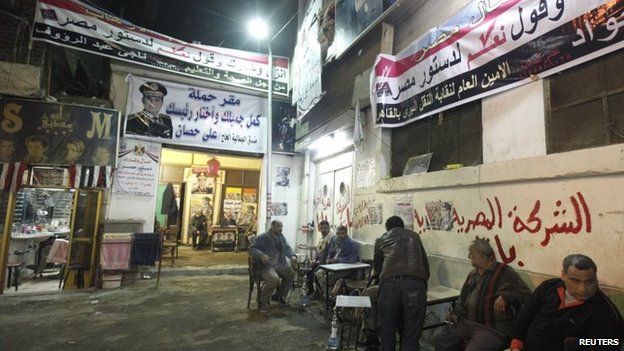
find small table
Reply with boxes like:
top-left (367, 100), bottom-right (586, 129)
top-left (319, 262), bottom-right (371, 312)
top-left (424, 285), bottom-right (461, 330)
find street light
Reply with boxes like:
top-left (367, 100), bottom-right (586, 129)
top-left (248, 18), bottom-right (273, 231)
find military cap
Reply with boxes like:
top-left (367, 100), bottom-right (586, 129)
top-left (139, 82), bottom-right (168, 97)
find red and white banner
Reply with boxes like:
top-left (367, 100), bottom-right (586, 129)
top-left (371, 0), bottom-right (624, 127)
top-left (32, 0), bottom-right (289, 95)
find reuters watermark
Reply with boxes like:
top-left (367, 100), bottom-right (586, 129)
top-left (577, 338), bottom-right (621, 350)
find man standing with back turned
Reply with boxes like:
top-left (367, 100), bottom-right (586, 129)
top-left (373, 215), bottom-right (430, 351)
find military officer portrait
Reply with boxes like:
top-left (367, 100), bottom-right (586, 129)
top-left (125, 81), bottom-right (173, 139)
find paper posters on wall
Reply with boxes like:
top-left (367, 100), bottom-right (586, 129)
top-left (275, 166), bottom-right (291, 187)
top-left (393, 196), bottom-right (413, 230)
top-left (369, 203), bottom-right (383, 225)
top-left (356, 158), bottom-right (375, 188)
top-left (314, 172), bottom-right (334, 228)
top-left (113, 139), bottom-right (161, 196)
top-left (425, 201), bottom-right (454, 231)
top-left (270, 202), bottom-right (288, 216)
top-left (223, 187), bottom-right (243, 221)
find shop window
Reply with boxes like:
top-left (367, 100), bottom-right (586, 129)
top-left (225, 170), bottom-right (244, 185)
top-left (390, 100), bottom-right (482, 176)
top-left (547, 50), bottom-right (624, 153)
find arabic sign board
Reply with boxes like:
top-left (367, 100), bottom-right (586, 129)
top-left (113, 138), bottom-right (161, 196)
top-left (32, 0), bottom-right (289, 96)
top-left (371, 0), bottom-right (624, 127)
top-left (0, 98), bottom-right (119, 167)
top-left (124, 75), bottom-right (267, 154)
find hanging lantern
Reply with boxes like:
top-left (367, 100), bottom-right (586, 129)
top-left (206, 157), bottom-right (220, 177)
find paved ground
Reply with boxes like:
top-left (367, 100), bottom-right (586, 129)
top-left (0, 275), bottom-right (330, 351)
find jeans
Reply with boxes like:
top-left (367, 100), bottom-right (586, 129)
top-left (377, 276), bottom-right (427, 351)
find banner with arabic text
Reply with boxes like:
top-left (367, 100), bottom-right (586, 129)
top-left (32, 0), bottom-right (289, 96)
top-left (124, 75), bottom-right (267, 154)
top-left (0, 98), bottom-right (119, 167)
top-left (371, 0), bottom-right (624, 127)
top-left (294, 0), bottom-right (323, 120)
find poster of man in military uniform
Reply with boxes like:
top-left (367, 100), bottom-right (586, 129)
top-left (125, 81), bottom-right (173, 139)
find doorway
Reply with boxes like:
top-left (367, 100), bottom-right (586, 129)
top-left (156, 147), bottom-right (262, 267)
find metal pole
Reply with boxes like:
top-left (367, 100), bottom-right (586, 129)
top-left (265, 42), bottom-right (273, 231)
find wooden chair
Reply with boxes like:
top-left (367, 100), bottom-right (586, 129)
top-left (247, 256), bottom-right (267, 309)
top-left (161, 225), bottom-right (179, 267)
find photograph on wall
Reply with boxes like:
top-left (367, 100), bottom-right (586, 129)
top-left (190, 171), bottom-right (214, 194)
top-left (368, 203), bottom-right (383, 225)
top-left (275, 166), bottom-right (291, 187)
top-left (190, 195), bottom-right (214, 222)
top-left (270, 202), bottom-right (288, 216)
top-left (273, 102), bottom-right (297, 153)
top-left (425, 201), bottom-right (454, 231)
top-left (0, 98), bottom-right (120, 167)
top-left (223, 187), bottom-right (243, 221)
top-left (393, 196), bottom-right (413, 230)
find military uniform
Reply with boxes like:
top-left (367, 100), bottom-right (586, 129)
top-left (126, 111), bottom-right (173, 139)
top-left (125, 81), bottom-right (173, 139)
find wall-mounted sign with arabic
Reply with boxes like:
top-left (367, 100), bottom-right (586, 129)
top-left (0, 98), bottom-right (119, 167)
top-left (32, 0), bottom-right (289, 96)
top-left (124, 75), bottom-right (267, 154)
top-left (371, 0), bottom-right (624, 127)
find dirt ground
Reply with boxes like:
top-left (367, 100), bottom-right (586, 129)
top-left (0, 275), bottom-right (330, 351)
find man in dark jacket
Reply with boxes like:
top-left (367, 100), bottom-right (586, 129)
top-left (249, 220), bottom-right (297, 312)
top-left (433, 238), bottom-right (531, 351)
top-left (510, 254), bottom-right (624, 351)
top-left (373, 216), bottom-right (429, 351)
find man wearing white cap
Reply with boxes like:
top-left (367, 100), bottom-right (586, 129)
top-left (126, 81), bottom-right (173, 139)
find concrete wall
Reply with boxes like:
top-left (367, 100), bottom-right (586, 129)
top-left (304, 0), bottom-right (624, 298)
top-left (271, 154), bottom-right (305, 249)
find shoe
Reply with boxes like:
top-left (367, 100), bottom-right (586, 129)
top-left (258, 304), bottom-right (269, 313)
top-left (271, 294), bottom-right (287, 305)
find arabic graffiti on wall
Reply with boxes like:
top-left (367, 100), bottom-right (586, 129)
top-left (412, 192), bottom-right (593, 267)
top-left (371, 0), bottom-right (624, 126)
top-left (124, 75), bottom-right (266, 154)
top-left (353, 196), bottom-right (383, 230)
top-left (32, 0), bottom-right (289, 95)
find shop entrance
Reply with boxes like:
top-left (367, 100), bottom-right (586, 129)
top-left (155, 147), bottom-right (262, 267)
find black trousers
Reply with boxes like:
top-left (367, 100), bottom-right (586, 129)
top-left (377, 277), bottom-right (427, 351)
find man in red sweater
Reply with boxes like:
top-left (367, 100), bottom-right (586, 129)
top-left (511, 254), bottom-right (624, 351)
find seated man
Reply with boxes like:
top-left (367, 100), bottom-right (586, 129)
top-left (188, 209), bottom-right (207, 250)
top-left (305, 220), bottom-right (334, 298)
top-left (510, 254), bottom-right (624, 351)
top-left (315, 225), bottom-right (359, 297)
top-left (433, 238), bottom-right (531, 351)
top-left (249, 220), bottom-right (297, 312)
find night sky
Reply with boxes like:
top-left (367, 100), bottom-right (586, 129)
top-left (88, 0), bottom-right (299, 58)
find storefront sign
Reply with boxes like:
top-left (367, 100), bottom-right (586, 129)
top-left (124, 75), bottom-right (267, 154)
top-left (113, 138), bottom-right (161, 196)
top-left (0, 98), bottom-right (119, 166)
top-left (371, 0), bottom-right (624, 127)
top-left (32, 0), bottom-right (289, 95)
